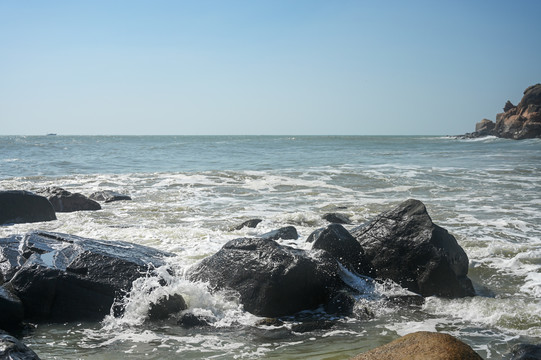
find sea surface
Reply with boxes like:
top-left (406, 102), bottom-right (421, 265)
top-left (1, 135), bottom-right (540, 359)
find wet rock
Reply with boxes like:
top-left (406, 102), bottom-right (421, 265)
top-left (508, 343), bottom-right (541, 360)
top-left (311, 223), bottom-right (372, 276)
top-left (350, 331), bottom-right (483, 360)
top-left (260, 226), bottom-right (298, 240)
top-left (234, 219), bottom-right (263, 230)
top-left (89, 190), bottom-right (132, 203)
top-left (2, 231), bottom-right (172, 322)
top-left (188, 237), bottom-right (342, 317)
top-left (0, 191), bottom-right (56, 225)
top-left (325, 291), bottom-right (356, 315)
top-left (0, 286), bottom-right (24, 330)
top-left (147, 293), bottom-right (187, 321)
top-left (255, 318), bottom-right (284, 327)
top-left (36, 187), bottom-right (101, 212)
top-left (306, 227), bottom-right (324, 243)
top-left (0, 332), bottom-right (41, 360)
top-left (177, 313), bottom-right (212, 328)
top-left (322, 213), bottom-right (351, 224)
top-left (350, 199), bottom-right (475, 298)
top-left (290, 320), bottom-right (336, 333)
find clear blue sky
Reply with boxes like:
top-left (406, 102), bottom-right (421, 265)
top-left (1, 0), bottom-right (540, 135)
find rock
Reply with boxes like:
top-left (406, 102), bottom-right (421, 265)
top-left (36, 187), bottom-right (101, 212)
top-left (0, 333), bottom-right (41, 360)
top-left (350, 331), bottom-right (483, 360)
top-left (177, 313), bottom-right (212, 328)
top-left (507, 343), bottom-right (541, 360)
top-left (260, 226), bottom-right (298, 240)
top-left (504, 100), bottom-right (516, 112)
top-left (234, 219), bottom-right (263, 230)
top-left (0, 191), bottom-right (56, 225)
top-left (311, 224), bottom-right (372, 276)
top-left (89, 190), bottom-right (132, 203)
top-left (306, 227), bottom-right (324, 243)
top-left (188, 237), bottom-right (342, 317)
top-left (463, 84), bottom-right (541, 140)
top-left (325, 291), bottom-right (356, 315)
top-left (2, 231), bottom-right (172, 322)
top-left (0, 286), bottom-right (24, 330)
top-left (322, 213), bottom-right (352, 224)
top-left (350, 199), bottom-right (475, 298)
top-left (147, 293), bottom-right (187, 321)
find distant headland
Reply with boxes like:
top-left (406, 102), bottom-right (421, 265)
top-left (460, 83), bottom-right (541, 140)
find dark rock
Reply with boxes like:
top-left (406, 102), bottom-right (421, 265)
top-left (0, 333), bottom-right (41, 360)
top-left (385, 294), bottom-right (425, 307)
top-left (322, 213), bottom-right (352, 224)
top-left (508, 343), bottom-right (541, 360)
top-left (255, 318), bottom-right (284, 327)
top-left (474, 118), bottom-right (496, 136)
top-left (504, 100), bottom-right (516, 112)
top-left (0, 286), bottom-right (24, 330)
top-left (188, 237), bottom-right (342, 317)
top-left (147, 293), bottom-right (187, 321)
top-left (89, 190), bottom-right (132, 203)
top-left (36, 187), bottom-right (101, 212)
top-left (311, 224), bottom-right (372, 276)
top-left (350, 199), bottom-right (475, 298)
top-left (325, 291), bottom-right (356, 315)
top-left (290, 320), bottom-right (336, 333)
top-left (260, 226), bottom-right (298, 241)
top-left (350, 331), bottom-right (483, 360)
top-left (0, 191), bottom-right (56, 225)
top-left (234, 219), bottom-right (263, 230)
top-left (2, 231), bottom-right (172, 322)
top-left (306, 227), bottom-right (324, 243)
top-left (177, 313), bottom-right (212, 328)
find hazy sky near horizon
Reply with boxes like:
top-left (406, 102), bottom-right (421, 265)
top-left (1, 0), bottom-right (540, 135)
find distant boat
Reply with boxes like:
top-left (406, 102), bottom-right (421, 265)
top-left (46, 133), bottom-right (57, 136)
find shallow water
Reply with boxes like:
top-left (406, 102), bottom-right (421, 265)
top-left (1, 135), bottom-right (540, 359)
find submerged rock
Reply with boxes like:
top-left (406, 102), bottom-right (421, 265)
top-left (507, 343), bottom-right (541, 360)
top-left (147, 293), bottom-right (187, 321)
top-left (322, 213), bottom-right (352, 224)
top-left (188, 237), bottom-right (341, 317)
top-left (0, 190), bottom-right (56, 225)
top-left (259, 226), bottom-right (299, 241)
top-left (0, 332), bottom-right (41, 360)
top-left (89, 190), bottom-right (132, 203)
top-left (36, 187), bottom-right (101, 212)
top-left (177, 313), bottom-right (212, 328)
top-left (1, 231), bottom-right (172, 322)
top-left (234, 219), bottom-right (263, 230)
top-left (350, 331), bottom-right (483, 360)
top-left (350, 199), bottom-right (475, 298)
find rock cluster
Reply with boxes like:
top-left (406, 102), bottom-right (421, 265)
top-left (463, 84), bottom-right (541, 139)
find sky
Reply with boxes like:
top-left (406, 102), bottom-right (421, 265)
top-left (1, 0), bottom-right (540, 136)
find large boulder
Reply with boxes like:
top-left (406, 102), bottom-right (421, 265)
top-left (0, 191), bottom-right (56, 225)
top-left (350, 199), bottom-right (475, 298)
top-left (310, 224), bottom-right (372, 276)
top-left (350, 331), bottom-right (483, 360)
top-left (0, 286), bottom-right (24, 330)
top-left (0, 332), bottom-right (41, 360)
top-left (188, 237), bottom-right (342, 317)
top-left (1, 231), bottom-right (172, 322)
top-left (36, 187), bottom-right (101, 212)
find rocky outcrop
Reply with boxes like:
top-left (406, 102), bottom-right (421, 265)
top-left (89, 190), bottom-right (132, 203)
top-left (188, 237), bottom-right (341, 317)
top-left (350, 331), bottom-right (483, 360)
top-left (36, 187), bottom-right (101, 212)
top-left (463, 84), bottom-right (541, 140)
top-left (1, 231), bottom-right (172, 322)
top-left (0, 332), bottom-right (41, 360)
top-left (0, 191), bottom-right (56, 225)
top-left (350, 199), bottom-right (475, 298)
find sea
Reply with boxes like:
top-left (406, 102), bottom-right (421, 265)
top-left (0, 135), bottom-right (540, 359)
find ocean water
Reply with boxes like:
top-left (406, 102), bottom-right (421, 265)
top-left (0, 135), bottom-right (540, 359)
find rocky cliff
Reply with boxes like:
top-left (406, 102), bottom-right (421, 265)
top-left (463, 84), bottom-right (541, 140)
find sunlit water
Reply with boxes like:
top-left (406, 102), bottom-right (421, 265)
top-left (1, 135), bottom-right (540, 359)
